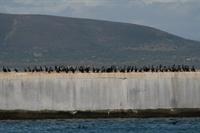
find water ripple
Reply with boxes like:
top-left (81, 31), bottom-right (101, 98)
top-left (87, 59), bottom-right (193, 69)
top-left (0, 118), bottom-right (200, 133)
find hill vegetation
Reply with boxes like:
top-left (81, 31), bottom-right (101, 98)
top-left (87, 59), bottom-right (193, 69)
top-left (0, 13), bottom-right (200, 67)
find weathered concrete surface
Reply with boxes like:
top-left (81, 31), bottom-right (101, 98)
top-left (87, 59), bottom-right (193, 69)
top-left (0, 72), bottom-right (200, 118)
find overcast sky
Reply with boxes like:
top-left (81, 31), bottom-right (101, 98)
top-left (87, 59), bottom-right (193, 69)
top-left (0, 0), bottom-right (199, 41)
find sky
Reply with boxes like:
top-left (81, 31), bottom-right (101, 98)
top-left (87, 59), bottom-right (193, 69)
top-left (0, 0), bottom-right (199, 41)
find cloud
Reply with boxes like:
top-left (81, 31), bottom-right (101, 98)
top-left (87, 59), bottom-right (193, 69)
top-left (0, 0), bottom-right (106, 14)
top-left (135, 0), bottom-right (194, 4)
top-left (0, 0), bottom-right (197, 14)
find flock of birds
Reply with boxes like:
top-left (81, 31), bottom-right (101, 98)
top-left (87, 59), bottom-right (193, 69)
top-left (1, 65), bottom-right (196, 73)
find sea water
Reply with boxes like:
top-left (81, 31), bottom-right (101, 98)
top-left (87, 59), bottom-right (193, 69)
top-left (0, 118), bottom-right (200, 133)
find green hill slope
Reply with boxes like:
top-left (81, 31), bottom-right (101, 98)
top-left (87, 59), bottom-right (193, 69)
top-left (0, 13), bottom-right (200, 67)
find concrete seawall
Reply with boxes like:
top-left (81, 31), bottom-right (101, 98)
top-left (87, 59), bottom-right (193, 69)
top-left (0, 72), bottom-right (200, 119)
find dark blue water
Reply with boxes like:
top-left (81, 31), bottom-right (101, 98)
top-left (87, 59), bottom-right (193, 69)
top-left (0, 118), bottom-right (200, 133)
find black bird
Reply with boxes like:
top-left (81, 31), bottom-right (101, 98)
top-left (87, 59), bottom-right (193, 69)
top-left (2, 66), bottom-right (7, 72)
top-left (14, 68), bottom-right (18, 72)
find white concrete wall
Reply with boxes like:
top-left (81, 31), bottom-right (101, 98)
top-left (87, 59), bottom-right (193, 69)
top-left (0, 72), bottom-right (199, 111)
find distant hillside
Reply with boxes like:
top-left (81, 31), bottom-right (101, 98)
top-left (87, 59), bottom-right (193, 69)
top-left (0, 13), bottom-right (200, 67)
